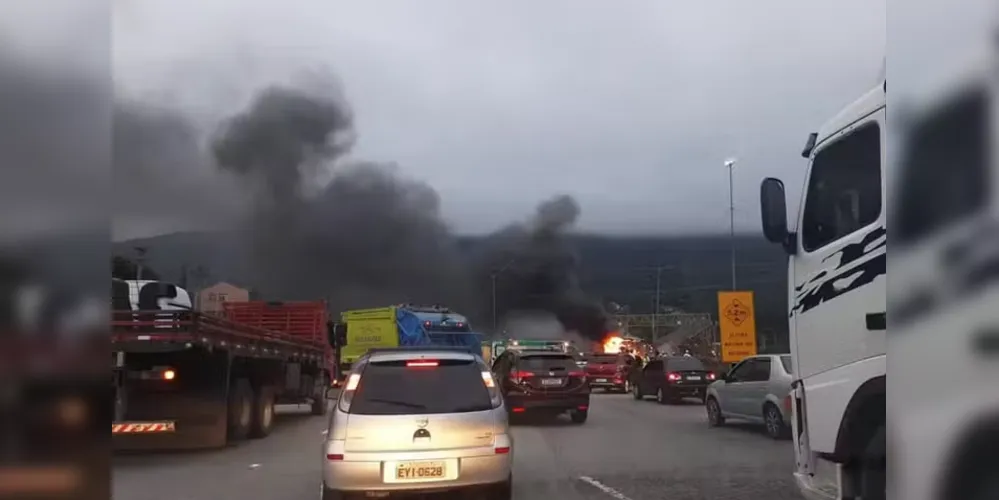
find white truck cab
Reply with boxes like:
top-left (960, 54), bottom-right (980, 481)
top-left (758, 77), bottom-right (887, 499)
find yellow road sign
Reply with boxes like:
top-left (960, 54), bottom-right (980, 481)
top-left (717, 291), bottom-right (758, 363)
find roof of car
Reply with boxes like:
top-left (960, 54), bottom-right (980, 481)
top-left (364, 347), bottom-right (477, 363)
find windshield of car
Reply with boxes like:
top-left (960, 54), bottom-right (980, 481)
top-left (518, 354), bottom-right (578, 371)
top-left (665, 358), bottom-right (705, 371)
top-left (780, 356), bottom-right (793, 374)
top-left (348, 359), bottom-right (492, 415)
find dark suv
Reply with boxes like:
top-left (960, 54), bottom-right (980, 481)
top-left (632, 356), bottom-right (716, 404)
top-left (491, 350), bottom-right (591, 424)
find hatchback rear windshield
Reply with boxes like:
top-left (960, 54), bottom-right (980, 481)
top-left (665, 358), bottom-right (705, 371)
top-left (349, 359), bottom-right (491, 415)
top-left (518, 355), bottom-right (578, 371)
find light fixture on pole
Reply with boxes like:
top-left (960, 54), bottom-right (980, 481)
top-left (724, 158), bottom-right (737, 290)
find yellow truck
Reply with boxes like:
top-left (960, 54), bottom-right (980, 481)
top-left (340, 307), bottom-right (400, 364)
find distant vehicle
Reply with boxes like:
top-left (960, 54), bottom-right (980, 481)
top-left (759, 65), bottom-right (885, 499)
top-left (337, 304), bottom-right (483, 376)
top-left (581, 353), bottom-right (635, 392)
top-left (632, 356), bottom-right (716, 404)
top-left (705, 354), bottom-right (794, 439)
top-left (112, 279), bottom-right (333, 450)
top-left (491, 350), bottom-right (590, 423)
top-left (322, 347), bottom-right (512, 500)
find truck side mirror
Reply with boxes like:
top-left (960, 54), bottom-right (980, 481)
top-left (328, 323), bottom-right (348, 347)
top-left (760, 178), bottom-right (795, 254)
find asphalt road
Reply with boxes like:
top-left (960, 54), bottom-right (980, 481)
top-left (113, 393), bottom-right (802, 500)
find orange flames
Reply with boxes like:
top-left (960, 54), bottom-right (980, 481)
top-left (602, 335), bottom-right (624, 354)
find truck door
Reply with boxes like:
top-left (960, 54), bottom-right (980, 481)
top-left (791, 109), bottom-right (887, 452)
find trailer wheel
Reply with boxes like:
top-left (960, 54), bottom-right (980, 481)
top-left (227, 379), bottom-right (253, 441)
top-left (249, 386), bottom-right (276, 439)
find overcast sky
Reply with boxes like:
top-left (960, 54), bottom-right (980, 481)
top-left (109, 0), bottom-right (889, 237)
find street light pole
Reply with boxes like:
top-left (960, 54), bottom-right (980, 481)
top-left (725, 159), bottom-right (737, 290)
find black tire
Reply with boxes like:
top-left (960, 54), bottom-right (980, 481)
top-left (311, 373), bottom-right (329, 416)
top-left (763, 403), bottom-right (790, 440)
top-left (706, 397), bottom-right (725, 427)
top-left (656, 387), bottom-right (668, 405)
top-left (321, 483), bottom-right (346, 500)
top-left (249, 386), bottom-right (276, 439)
top-left (570, 410), bottom-right (588, 424)
top-left (859, 426), bottom-right (886, 500)
top-left (227, 378), bottom-right (253, 441)
top-left (632, 383), bottom-right (643, 400)
top-left (490, 474), bottom-right (513, 500)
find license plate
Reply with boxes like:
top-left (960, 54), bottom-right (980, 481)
top-left (395, 461), bottom-right (446, 481)
top-left (541, 378), bottom-right (562, 386)
top-left (687, 376), bottom-right (701, 380)
top-left (595, 378), bottom-right (608, 383)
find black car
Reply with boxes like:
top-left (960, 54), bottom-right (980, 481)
top-left (491, 350), bottom-right (591, 424)
top-left (632, 356), bottom-right (717, 404)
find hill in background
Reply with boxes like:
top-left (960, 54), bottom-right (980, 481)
top-left (113, 231), bottom-right (789, 350)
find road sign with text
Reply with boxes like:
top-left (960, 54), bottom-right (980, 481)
top-left (717, 291), bottom-right (758, 363)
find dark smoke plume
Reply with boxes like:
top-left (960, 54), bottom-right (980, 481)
top-left (474, 195), bottom-right (610, 341)
top-left (211, 84), bottom-right (473, 312)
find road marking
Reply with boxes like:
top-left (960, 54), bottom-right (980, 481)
top-left (578, 476), bottom-right (635, 500)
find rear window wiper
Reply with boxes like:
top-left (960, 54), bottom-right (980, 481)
top-left (361, 398), bottom-right (428, 409)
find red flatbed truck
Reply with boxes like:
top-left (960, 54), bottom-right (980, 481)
top-left (111, 299), bottom-right (334, 450)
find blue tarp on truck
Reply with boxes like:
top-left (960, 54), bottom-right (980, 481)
top-left (341, 305), bottom-right (483, 364)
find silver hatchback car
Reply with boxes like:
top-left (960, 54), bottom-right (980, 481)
top-left (705, 354), bottom-right (794, 440)
top-left (321, 348), bottom-right (513, 500)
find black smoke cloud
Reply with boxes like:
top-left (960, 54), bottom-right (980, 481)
top-left (210, 84), bottom-right (473, 312)
top-left (472, 195), bottom-right (610, 341)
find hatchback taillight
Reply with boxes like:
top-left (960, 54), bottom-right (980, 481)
top-left (666, 372), bottom-right (681, 381)
top-left (510, 370), bottom-right (534, 383)
top-left (706, 372), bottom-right (716, 381)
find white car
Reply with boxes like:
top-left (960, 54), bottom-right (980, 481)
top-left (321, 347), bottom-right (513, 500)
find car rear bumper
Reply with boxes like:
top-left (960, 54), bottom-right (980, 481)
top-left (665, 384), bottom-right (709, 397)
top-left (322, 446), bottom-right (512, 492)
top-left (588, 377), bottom-right (625, 388)
top-left (506, 393), bottom-right (590, 412)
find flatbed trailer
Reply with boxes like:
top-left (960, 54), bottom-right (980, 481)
top-left (111, 291), bottom-right (333, 451)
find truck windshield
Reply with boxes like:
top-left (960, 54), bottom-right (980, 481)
top-left (349, 359), bottom-right (491, 415)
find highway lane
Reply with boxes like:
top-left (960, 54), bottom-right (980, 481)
top-left (113, 394), bottom-right (802, 500)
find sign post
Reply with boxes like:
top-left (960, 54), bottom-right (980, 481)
top-left (717, 291), bottom-right (758, 364)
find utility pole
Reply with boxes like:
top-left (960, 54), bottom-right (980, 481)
top-left (725, 158), bottom-right (737, 290)
top-left (134, 246), bottom-right (147, 281)
top-left (652, 266), bottom-right (663, 344)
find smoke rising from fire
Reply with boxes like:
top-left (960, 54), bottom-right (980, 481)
top-left (111, 67), bottom-right (607, 339)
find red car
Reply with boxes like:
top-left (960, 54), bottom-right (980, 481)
top-left (582, 353), bottom-right (635, 392)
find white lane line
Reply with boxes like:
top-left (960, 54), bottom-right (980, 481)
top-left (578, 476), bottom-right (636, 500)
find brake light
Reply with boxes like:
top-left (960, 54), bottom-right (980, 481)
top-left (326, 454), bottom-right (344, 461)
top-left (494, 446), bottom-right (510, 454)
top-left (666, 372), bottom-right (681, 381)
top-left (511, 407), bottom-right (526, 413)
top-left (510, 370), bottom-right (534, 382)
top-left (706, 372), bottom-right (716, 381)
top-left (784, 394), bottom-right (793, 412)
top-left (406, 360), bottom-right (439, 368)
top-left (162, 369), bottom-right (176, 381)
top-left (481, 371), bottom-right (496, 388)
top-left (344, 373), bottom-right (360, 391)
top-left (568, 371), bottom-right (585, 378)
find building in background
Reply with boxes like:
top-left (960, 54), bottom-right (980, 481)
top-left (196, 282), bottom-right (250, 314)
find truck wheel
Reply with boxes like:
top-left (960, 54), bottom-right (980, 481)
top-left (860, 425), bottom-right (886, 500)
top-left (311, 374), bottom-right (329, 416)
top-left (249, 386), bottom-right (276, 439)
top-left (227, 379), bottom-right (254, 441)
